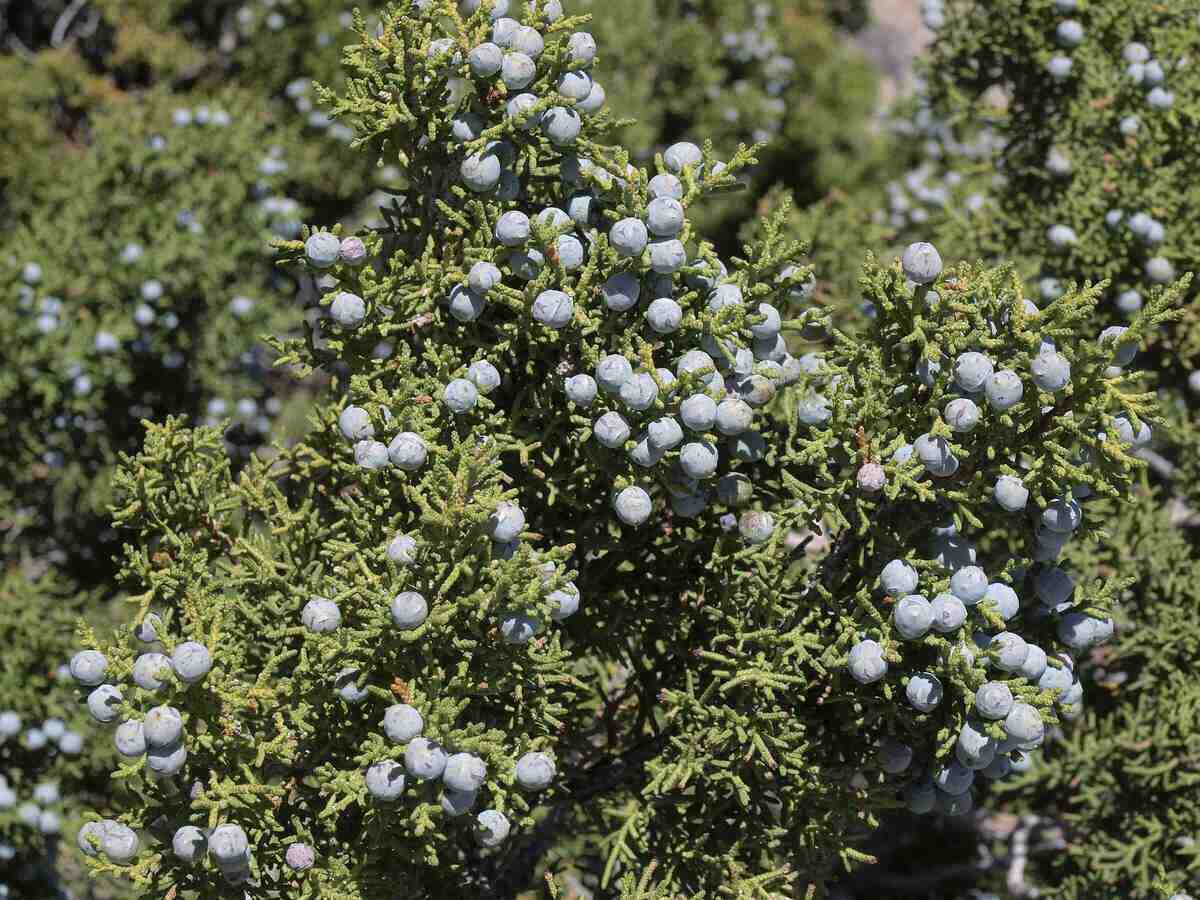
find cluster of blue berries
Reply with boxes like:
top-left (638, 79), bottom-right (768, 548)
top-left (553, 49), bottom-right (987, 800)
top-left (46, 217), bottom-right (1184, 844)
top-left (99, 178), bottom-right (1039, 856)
top-left (889, 242), bottom-right (1149, 486)
top-left (712, 4), bottom-right (797, 145)
top-left (157, 821), bottom-right (315, 883)
top-left (14, 252), bottom-right (280, 457)
top-left (1102, 206), bottom-right (1177, 315)
top-left (0, 709), bottom-right (83, 760)
top-left (300, 3), bottom-right (821, 535)
top-left (856, 552), bottom-right (1107, 817)
top-left (364, 701), bottom-right (554, 846)
top-left (325, 401), bottom-right (584, 638)
top-left (1038, 25), bottom-right (1181, 312)
top-left (164, 821), bottom-right (261, 884)
top-left (824, 238), bottom-right (1140, 818)
top-left (301, 563), bottom-right (569, 853)
top-left (166, 104), bottom-right (234, 130)
top-left (910, 13), bottom-right (1184, 330)
top-left (1122, 40), bottom-right (1177, 109)
top-left (76, 819), bottom-right (141, 869)
top-left (507, 166), bottom-right (808, 526)
top-left (454, 10), bottom-right (605, 195)
top-left (68, 619), bottom-right (214, 866)
top-left (576, 260), bottom-right (797, 527)
top-left (11, 100), bottom-right (300, 471)
top-left (885, 103), bottom-right (1000, 234)
top-left (0, 775), bottom-right (64, 838)
top-left (0, 705), bottom-right (86, 890)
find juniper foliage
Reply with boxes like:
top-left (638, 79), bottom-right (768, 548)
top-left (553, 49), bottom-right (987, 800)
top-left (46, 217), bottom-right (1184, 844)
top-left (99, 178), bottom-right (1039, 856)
top-left (0, 86), bottom-right (304, 897)
top-left (1004, 483), bottom-right (1200, 897)
top-left (0, 0), bottom-right (898, 894)
top-left (0, 570), bottom-right (122, 898)
top-left (922, 0), bottom-right (1200, 328)
top-left (848, 2), bottom-right (1200, 896)
top-left (61, 3), bottom-right (1177, 897)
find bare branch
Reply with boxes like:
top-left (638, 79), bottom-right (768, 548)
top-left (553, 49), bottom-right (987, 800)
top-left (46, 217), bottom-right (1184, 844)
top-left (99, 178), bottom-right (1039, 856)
top-left (50, 0), bottom-right (88, 47)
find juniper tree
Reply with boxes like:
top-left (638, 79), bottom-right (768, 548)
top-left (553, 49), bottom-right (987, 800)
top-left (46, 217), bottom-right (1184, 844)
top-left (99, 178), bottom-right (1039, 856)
top-left (0, 2), bottom-right (894, 894)
top-left (58, 3), bottom-right (1178, 897)
top-left (228, 0), bottom-right (886, 245)
top-left (804, 0), bottom-right (1200, 339)
top-left (0, 1), bottom-right (212, 216)
top-left (994, 479), bottom-right (1200, 898)
top-left (0, 0), bottom-right (387, 220)
top-left (905, 0), bottom-right (1199, 329)
top-left (832, 2), bottom-right (1200, 895)
top-left (3, 0), bottom-right (885, 240)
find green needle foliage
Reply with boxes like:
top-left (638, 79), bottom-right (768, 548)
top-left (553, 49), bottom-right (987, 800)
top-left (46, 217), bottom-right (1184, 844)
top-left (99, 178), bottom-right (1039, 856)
top-left (60, 3), bottom-right (1179, 897)
top-left (0, 1), bottom-right (891, 895)
top-left (0, 0), bottom-right (383, 219)
top-left (0, 571), bottom-right (114, 888)
top-left (81, 414), bottom-right (581, 896)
